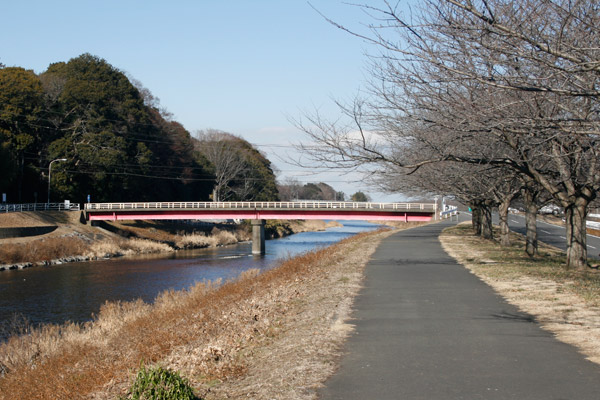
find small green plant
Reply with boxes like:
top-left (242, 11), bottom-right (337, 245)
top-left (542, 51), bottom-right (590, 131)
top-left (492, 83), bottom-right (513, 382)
top-left (121, 363), bottom-right (199, 400)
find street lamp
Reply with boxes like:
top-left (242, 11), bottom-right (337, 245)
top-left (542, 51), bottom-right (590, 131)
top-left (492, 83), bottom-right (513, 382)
top-left (433, 195), bottom-right (441, 220)
top-left (47, 158), bottom-right (67, 204)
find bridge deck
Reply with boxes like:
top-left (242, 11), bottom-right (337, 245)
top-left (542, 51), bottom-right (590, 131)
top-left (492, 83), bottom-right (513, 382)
top-left (85, 201), bottom-right (436, 222)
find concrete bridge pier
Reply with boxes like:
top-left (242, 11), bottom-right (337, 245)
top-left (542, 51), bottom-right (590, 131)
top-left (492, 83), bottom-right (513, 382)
top-left (251, 219), bottom-right (265, 255)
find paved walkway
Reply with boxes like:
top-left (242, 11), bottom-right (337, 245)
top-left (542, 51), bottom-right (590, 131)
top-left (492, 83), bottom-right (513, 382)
top-left (319, 220), bottom-right (600, 399)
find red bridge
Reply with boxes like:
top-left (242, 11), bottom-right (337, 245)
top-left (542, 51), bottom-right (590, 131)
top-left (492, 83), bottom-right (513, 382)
top-left (84, 201), bottom-right (436, 254)
top-left (84, 201), bottom-right (435, 222)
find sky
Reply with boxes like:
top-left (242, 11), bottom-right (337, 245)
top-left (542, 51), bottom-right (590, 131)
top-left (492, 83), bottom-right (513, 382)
top-left (1, 0), bottom-right (414, 201)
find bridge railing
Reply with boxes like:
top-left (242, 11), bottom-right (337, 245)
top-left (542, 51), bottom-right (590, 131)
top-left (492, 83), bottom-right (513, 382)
top-left (85, 201), bottom-right (436, 212)
top-left (1, 203), bottom-right (81, 213)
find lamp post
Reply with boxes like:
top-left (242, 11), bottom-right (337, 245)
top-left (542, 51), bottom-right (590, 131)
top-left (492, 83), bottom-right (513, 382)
top-left (433, 195), bottom-right (441, 220)
top-left (48, 158), bottom-right (67, 204)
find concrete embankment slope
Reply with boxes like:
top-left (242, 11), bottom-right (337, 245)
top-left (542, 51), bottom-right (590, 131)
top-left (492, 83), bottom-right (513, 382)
top-left (319, 219), bottom-right (600, 399)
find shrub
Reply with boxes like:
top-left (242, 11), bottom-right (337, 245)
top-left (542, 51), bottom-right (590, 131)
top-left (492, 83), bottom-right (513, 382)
top-left (121, 364), bottom-right (199, 400)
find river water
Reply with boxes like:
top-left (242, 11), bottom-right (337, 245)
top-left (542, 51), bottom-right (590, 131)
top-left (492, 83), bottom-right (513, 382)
top-left (0, 221), bottom-right (379, 336)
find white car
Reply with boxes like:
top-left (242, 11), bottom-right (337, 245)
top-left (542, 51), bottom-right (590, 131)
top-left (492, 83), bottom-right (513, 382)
top-left (539, 204), bottom-right (563, 216)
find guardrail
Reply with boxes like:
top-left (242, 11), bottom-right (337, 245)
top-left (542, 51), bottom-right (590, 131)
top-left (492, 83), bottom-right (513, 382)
top-left (440, 207), bottom-right (459, 220)
top-left (1, 203), bottom-right (81, 213)
top-left (84, 201), bottom-right (436, 212)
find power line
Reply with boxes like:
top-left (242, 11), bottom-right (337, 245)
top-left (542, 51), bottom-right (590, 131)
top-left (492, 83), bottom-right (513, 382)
top-left (0, 111), bottom-right (301, 149)
top-left (40, 167), bottom-right (356, 184)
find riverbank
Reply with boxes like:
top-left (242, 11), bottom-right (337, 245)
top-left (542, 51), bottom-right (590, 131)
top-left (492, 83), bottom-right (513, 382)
top-left (0, 223), bottom-right (427, 399)
top-left (0, 211), bottom-right (341, 271)
top-left (440, 222), bottom-right (600, 365)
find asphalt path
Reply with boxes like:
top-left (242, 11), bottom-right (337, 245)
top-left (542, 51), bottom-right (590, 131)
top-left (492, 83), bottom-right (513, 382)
top-left (319, 218), bottom-right (600, 399)
top-left (489, 213), bottom-right (600, 260)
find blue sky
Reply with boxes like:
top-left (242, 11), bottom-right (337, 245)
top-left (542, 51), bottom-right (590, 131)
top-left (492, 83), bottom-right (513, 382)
top-left (2, 1), bottom-right (413, 201)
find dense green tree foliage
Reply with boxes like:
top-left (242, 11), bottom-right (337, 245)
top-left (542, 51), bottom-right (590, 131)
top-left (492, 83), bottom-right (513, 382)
top-left (350, 191), bottom-right (368, 202)
top-left (277, 181), bottom-right (343, 201)
top-left (0, 54), bottom-right (277, 204)
top-left (230, 138), bottom-right (279, 201)
top-left (0, 67), bottom-right (45, 201)
top-left (0, 142), bottom-right (16, 192)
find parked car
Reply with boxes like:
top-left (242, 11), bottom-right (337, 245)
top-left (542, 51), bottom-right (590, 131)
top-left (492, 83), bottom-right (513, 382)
top-left (539, 204), bottom-right (563, 216)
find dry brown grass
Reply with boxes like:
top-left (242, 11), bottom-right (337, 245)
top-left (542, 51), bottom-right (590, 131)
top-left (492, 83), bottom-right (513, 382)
top-left (0, 227), bottom-right (402, 400)
top-left (175, 233), bottom-right (219, 249)
top-left (1, 215), bottom-right (351, 268)
top-left (0, 210), bottom-right (77, 228)
top-left (89, 239), bottom-right (174, 258)
top-left (0, 217), bottom-right (254, 266)
top-left (208, 227), bottom-right (244, 246)
top-left (106, 220), bottom-right (252, 248)
top-left (0, 236), bottom-right (90, 264)
top-left (440, 223), bottom-right (600, 364)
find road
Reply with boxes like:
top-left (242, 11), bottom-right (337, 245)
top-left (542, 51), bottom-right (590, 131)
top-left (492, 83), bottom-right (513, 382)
top-left (485, 212), bottom-right (600, 260)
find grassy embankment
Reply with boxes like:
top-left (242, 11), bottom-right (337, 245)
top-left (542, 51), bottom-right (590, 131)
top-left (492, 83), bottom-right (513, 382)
top-left (0, 223), bottom-right (428, 399)
top-left (440, 223), bottom-right (600, 364)
top-left (0, 211), bottom-right (339, 267)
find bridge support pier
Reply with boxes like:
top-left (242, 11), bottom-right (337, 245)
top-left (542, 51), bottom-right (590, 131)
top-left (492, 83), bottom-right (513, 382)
top-left (251, 219), bottom-right (265, 255)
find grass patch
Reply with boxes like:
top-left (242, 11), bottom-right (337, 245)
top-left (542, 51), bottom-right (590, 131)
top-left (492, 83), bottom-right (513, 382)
top-left (120, 363), bottom-right (199, 400)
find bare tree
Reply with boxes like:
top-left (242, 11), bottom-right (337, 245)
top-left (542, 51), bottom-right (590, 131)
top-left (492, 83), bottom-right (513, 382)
top-left (277, 177), bottom-right (303, 201)
top-left (297, 0), bottom-right (599, 269)
top-left (416, 0), bottom-right (600, 268)
top-left (194, 129), bottom-right (249, 201)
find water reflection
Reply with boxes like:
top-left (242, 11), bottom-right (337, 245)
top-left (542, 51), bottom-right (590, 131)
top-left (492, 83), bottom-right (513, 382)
top-left (0, 221), bottom-right (379, 333)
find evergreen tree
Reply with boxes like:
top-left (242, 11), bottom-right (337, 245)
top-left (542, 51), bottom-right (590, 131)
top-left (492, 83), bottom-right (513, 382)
top-left (0, 67), bottom-right (44, 201)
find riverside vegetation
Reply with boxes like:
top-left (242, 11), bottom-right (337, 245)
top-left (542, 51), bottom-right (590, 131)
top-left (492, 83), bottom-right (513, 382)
top-left (0, 224), bottom-right (426, 399)
top-left (0, 211), bottom-right (340, 269)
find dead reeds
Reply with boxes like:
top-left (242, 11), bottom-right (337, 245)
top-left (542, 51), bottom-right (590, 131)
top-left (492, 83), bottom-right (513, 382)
top-left (0, 224), bottom-right (251, 266)
top-left (0, 236), bottom-right (89, 264)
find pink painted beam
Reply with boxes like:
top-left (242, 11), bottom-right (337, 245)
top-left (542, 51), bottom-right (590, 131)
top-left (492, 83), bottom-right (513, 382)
top-left (86, 209), bottom-right (432, 222)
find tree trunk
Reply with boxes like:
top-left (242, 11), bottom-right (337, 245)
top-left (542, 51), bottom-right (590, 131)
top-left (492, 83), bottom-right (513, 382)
top-left (524, 202), bottom-right (539, 257)
top-left (564, 201), bottom-right (588, 269)
top-left (471, 204), bottom-right (482, 235)
top-left (522, 188), bottom-right (539, 257)
top-left (498, 200), bottom-right (511, 246)
top-left (480, 204), bottom-right (493, 240)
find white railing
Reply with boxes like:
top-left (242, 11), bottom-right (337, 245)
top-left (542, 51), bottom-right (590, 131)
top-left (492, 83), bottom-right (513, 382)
top-left (85, 201), bottom-right (436, 212)
top-left (440, 207), bottom-right (459, 219)
top-left (1, 203), bottom-right (81, 213)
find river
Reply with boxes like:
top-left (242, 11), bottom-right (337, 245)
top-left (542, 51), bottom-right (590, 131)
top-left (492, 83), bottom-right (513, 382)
top-left (0, 221), bottom-right (379, 337)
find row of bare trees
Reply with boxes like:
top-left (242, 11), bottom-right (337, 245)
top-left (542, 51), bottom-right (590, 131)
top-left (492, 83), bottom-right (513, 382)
top-left (296, 0), bottom-right (599, 269)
